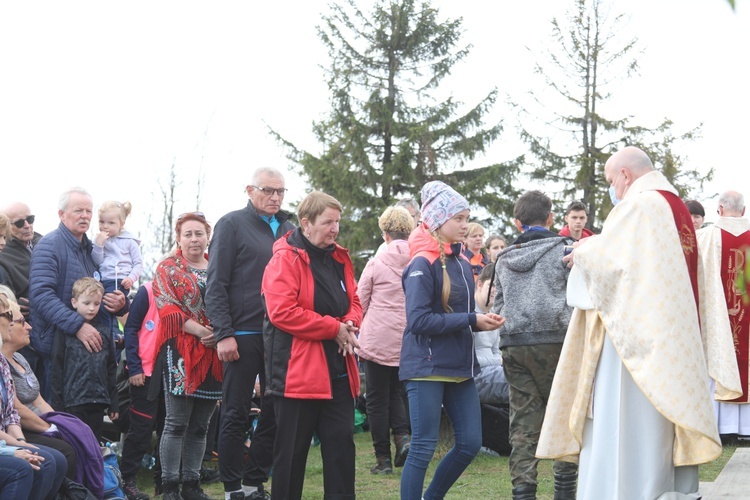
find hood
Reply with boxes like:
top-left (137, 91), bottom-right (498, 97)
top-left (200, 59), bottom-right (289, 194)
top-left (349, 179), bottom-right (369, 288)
top-left (117, 230), bottom-right (141, 244)
top-left (407, 224), bottom-right (462, 259)
top-left (499, 233), bottom-right (566, 273)
top-left (377, 239), bottom-right (411, 277)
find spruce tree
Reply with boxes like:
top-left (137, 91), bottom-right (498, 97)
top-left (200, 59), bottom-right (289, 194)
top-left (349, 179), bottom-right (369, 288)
top-left (272, 0), bottom-right (520, 269)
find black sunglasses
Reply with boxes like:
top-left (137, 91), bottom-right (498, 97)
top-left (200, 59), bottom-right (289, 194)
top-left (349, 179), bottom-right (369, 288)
top-left (0, 310), bottom-right (12, 322)
top-left (11, 215), bottom-right (35, 228)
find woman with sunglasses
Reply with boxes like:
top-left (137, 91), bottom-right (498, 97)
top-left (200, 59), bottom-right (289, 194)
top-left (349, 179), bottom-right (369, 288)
top-left (0, 294), bottom-right (67, 499)
top-left (0, 292), bottom-right (105, 497)
top-left (152, 211), bottom-right (222, 500)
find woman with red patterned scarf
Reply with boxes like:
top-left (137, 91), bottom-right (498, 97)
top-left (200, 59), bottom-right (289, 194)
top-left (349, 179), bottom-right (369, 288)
top-left (152, 212), bottom-right (222, 500)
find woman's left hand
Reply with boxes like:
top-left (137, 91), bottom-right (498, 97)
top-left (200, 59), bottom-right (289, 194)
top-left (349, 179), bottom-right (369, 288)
top-left (336, 321), bottom-right (360, 356)
top-left (201, 332), bottom-right (217, 348)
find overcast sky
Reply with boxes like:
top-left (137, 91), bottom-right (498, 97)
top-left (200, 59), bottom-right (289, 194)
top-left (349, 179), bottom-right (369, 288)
top-left (1, 0), bottom-right (748, 242)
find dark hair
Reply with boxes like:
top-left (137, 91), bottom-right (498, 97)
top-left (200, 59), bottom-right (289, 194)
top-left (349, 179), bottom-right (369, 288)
top-left (684, 200), bottom-right (705, 217)
top-left (565, 201), bottom-right (588, 216)
top-left (514, 190), bottom-right (551, 226)
top-left (477, 262), bottom-right (495, 285)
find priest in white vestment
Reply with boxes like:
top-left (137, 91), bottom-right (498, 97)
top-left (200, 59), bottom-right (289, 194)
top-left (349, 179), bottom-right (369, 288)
top-left (697, 190), bottom-right (750, 437)
top-left (536, 147), bottom-right (742, 500)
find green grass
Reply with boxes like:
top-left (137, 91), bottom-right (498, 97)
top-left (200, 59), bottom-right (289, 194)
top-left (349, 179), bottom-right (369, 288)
top-left (135, 432), bottom-right (749, 499)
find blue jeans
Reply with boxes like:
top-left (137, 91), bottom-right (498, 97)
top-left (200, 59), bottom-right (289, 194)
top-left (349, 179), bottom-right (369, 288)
top-left (401, 379), bottom-right (482, 500)
top-left (0, 455), bottom-right (34, 500)
top-left (26, 444), bottom-right (67, 500)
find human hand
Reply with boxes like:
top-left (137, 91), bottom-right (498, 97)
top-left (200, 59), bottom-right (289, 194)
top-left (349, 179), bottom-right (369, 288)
top-left (475, 313), bottom-right (505, 331)
top-left (76, 323), bottom-right (103, 352)
top-left (129, 373), bottom-right (146, 387)
top-left (17, 297), bottom-right (30, 316)
top-left (336, 321), bottom-right (360, 356)
top-left (217, 336), bottom-right (239, 362)
top-left (103, 290), bottom-right (126, 314)
top-left (563, 239), bottom-right (587, 268)
top-left (41, 423), bottom-right (58, 436)
top-left (201, 332), bottom-right (217, 348)
top-left (109, 412), bottom-right (119, 421)
top-left (14, 449), bottom-right (43, 470)
top-left (121, 278), bottom-right (133, 290)
top-left (95, 231), bottom-right (109, 247)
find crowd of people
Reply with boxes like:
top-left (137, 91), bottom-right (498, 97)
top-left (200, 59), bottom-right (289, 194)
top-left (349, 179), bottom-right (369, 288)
top-left (0, 145), bottom-right (748, 499)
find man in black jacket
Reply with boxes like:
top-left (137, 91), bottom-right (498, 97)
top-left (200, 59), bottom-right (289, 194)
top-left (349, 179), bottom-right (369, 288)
top-left (205, 168), bottom-right (295, 500)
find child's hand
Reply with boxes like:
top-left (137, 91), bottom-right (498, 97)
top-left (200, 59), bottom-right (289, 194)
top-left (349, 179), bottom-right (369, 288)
top-left (121, 278), bottom-right (133, 289)
top-left (476, 313), bottom-right (505, 331)
top-left (109, 412), bottom-right (119, 421)
top-left (95, 231), bottom-right (110, 247)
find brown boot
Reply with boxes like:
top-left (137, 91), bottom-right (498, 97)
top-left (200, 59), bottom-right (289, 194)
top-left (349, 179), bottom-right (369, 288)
top-left (370, 456), bottom-right (393, 475)
top-left (393, 434), bottom-right (411, 467)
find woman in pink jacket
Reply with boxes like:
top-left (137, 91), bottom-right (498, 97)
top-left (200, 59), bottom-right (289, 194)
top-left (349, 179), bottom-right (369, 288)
top-left (357, 206), bottom-right (414, 475)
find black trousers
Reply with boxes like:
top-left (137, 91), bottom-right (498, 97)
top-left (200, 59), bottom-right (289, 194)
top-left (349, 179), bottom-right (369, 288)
top-left (25, 431), bottom-right (77, 480)
top-left (218, 334), bottom-right (275, 491)
top-left (66, 403), bottom-right (106, 444)
top-left (271, 377), bottom-right (355, 500)
top-left (362, 359), bottom-right (410, 458)
top-left (120, 376), bottom-right (166, 480)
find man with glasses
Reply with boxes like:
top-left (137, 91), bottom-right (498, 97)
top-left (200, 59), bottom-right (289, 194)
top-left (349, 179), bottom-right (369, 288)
top-left (206, 167), bottom-right (294, 500)
top-left (1, 203), bottom-right (45, 379)
top-left (0, 203), bottom-right (43, 315)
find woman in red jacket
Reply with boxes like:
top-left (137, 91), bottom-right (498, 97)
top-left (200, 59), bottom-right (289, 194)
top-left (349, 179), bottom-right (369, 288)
top-left (262, 191), bottom-right (362, 500)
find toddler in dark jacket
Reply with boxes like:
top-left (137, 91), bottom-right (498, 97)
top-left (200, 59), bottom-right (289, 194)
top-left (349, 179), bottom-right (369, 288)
top-left (50, 277), bottom-right (119, 442)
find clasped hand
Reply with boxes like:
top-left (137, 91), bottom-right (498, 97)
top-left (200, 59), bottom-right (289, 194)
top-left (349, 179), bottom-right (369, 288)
top-left (336, 321), bottom-right (360, 356)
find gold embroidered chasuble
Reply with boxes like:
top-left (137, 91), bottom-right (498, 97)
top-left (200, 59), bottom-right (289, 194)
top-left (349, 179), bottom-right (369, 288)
top-left (537, 171), bottom-right (742, 467)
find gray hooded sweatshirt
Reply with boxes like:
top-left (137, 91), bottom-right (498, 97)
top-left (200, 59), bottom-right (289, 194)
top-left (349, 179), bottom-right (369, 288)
top-left (491, 230), bottom-right (573, 348)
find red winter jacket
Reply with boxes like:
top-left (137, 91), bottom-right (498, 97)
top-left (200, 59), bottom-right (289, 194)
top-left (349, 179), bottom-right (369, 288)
top-left (261, 230), bottom-right (362, 399)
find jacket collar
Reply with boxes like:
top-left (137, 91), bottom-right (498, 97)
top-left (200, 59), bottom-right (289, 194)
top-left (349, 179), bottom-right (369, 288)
top-left (57, 222), bottom-right (93, 252)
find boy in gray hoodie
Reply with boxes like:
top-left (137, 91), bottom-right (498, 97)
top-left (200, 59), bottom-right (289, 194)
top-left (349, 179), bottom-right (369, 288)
top-left (492, 190), bottom-right (578, 500)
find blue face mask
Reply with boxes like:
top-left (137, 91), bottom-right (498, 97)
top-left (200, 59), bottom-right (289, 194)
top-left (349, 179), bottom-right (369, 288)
top-left (609, 171), bottom-right (623, 205)
top-left (609, 185), bottom-right (621, 206)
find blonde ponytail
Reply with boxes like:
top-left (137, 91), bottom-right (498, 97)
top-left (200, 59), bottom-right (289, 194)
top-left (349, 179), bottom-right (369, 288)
top-left (433, 232), bottom-right (453, 313)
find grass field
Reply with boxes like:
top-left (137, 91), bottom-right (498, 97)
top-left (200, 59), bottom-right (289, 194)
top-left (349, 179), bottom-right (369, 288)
top-left (135, 432), bottom-right (750, 499)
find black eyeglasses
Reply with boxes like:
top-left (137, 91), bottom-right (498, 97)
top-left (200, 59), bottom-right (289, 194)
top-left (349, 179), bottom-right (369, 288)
top-left (0, 311), bottom-right (12, 322)
top-left (11, 215), bottom-right (35, 228)
top-left (252, 186), bottom-right (287, 197)
top-left (178, 211), bottom-right (206, 220)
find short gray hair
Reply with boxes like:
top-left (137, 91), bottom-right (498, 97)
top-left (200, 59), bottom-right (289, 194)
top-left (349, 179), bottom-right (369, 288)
top-left (251, 167), bottom-right (284, 186)
top-left (396, 197), bottom-right (420, 214)
top-left (58, 187), bottom-right (92, 211)
top-left (718, 191), bottom-right (745, 216)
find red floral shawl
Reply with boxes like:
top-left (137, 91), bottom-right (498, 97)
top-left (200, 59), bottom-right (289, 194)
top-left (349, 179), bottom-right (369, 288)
top-left (152, 249), bottom-right (222, 395)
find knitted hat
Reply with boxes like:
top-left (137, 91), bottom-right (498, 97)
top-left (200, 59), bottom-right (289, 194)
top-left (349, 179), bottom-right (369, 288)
top-left (420, 181), bottom-right (470, 231)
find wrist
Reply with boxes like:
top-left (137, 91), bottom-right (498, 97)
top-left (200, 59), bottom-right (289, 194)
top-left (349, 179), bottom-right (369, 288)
top-left (17, 438), bottom-right (26, 443)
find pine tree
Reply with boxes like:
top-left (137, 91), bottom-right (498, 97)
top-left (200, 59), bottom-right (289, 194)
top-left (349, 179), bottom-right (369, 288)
top-left (518, 0), bottom-right (712, 229)
top-left (272, 0), bottom-right (520, 269)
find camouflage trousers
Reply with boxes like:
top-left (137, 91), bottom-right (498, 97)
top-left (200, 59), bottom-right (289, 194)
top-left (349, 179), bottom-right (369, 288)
top-left (502, 344), bottom-right (577, 487)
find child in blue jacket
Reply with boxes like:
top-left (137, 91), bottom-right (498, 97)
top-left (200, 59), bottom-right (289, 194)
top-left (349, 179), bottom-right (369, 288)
top-left (399, 181), bottom-right (504, 500)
